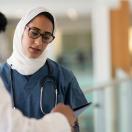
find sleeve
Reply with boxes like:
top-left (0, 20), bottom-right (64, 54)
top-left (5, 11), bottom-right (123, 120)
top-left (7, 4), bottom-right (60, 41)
top-left (0, 78), bottom-right (27, 132)
top-left (35, 113), bottom-right (71, 132)
top-left (10, 111), bottom-right (72, 132)
top-left (0, 78), bottom-right (71, 132)
top-left (65, 75), bottom-right (88, 111)
top-left (0, 78), bottom-right (12, 132)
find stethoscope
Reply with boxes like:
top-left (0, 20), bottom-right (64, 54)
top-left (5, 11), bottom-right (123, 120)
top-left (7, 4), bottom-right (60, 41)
top-left (9, 61), bottom-right (58, 114)
top-left (39, 75), bottom-right (58, 114)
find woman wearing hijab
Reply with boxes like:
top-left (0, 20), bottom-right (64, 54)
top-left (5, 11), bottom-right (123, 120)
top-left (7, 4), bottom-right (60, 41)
top-left (0, 77), bottom-right (77, 132)
top-left (0, 7), bottom-right (88, 131)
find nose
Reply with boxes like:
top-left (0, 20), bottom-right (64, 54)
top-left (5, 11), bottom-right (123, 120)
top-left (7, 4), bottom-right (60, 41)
top-left (34, 36), bottom-right (43, 46)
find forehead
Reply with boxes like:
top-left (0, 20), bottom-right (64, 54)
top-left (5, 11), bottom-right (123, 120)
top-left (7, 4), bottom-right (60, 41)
top-left (27, 15), bottom-right (53, 32)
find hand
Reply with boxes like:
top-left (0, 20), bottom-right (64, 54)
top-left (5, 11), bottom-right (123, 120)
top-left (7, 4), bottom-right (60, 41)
top-left (52, 103), bottom-right (77, 127)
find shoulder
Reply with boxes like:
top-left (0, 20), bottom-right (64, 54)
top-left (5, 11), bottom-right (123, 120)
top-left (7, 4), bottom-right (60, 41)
top-left (47, 58), bottom-right (74, 80)
top-left (42, 113), bottom-right (71, 132)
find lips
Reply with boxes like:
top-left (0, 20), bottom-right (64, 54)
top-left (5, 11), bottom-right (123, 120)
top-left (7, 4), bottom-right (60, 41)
top-left (29, 47), bottom-right (41, 53)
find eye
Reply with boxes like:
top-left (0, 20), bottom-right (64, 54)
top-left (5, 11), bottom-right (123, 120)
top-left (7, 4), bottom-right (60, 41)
top-left (44, 32), bottom-right (52, 39)
top-left (43, 35), bottom-right (50, 40)
top-left (30, 29), bottom-right (40, 38)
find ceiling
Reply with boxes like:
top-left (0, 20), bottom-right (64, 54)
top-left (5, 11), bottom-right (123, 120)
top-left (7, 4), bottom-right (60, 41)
top-left (0, 0), bottom-right (120, 18)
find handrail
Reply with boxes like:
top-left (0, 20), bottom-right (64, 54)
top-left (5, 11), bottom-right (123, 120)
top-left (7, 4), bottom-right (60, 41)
top-left (83, 76), bottom-right (132, 94)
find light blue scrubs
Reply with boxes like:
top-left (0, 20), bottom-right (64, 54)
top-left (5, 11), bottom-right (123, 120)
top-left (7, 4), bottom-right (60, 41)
top-left (0, 58), bottom-right (88, 119)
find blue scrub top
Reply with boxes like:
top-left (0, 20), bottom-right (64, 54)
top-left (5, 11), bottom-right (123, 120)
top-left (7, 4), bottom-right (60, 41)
top-left (0, 58), bottom-right (88, 119)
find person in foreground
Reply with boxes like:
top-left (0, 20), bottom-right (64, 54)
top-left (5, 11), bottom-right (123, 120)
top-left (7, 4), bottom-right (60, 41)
top-left (0, 6), bottom-right (88, 131)
top-left (0, 78), bottom-right (77, 132)
top-left (0, 12), bottom-right (9, 62)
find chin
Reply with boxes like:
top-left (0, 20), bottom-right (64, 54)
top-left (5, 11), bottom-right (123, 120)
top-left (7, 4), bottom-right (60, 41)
top-left (28, 54), bottom-right (41, 59)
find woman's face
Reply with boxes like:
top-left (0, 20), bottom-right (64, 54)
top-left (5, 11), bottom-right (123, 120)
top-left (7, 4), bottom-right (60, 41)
top-left (22, 15), bottom-right (53, 58)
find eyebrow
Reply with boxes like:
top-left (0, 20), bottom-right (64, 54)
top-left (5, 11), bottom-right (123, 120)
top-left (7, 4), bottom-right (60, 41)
top-left (28, 26), bottom-right (53, 35)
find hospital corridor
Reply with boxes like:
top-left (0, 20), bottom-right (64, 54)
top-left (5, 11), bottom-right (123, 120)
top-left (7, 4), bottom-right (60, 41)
top-left (0, 0), bottom-right (132, 132)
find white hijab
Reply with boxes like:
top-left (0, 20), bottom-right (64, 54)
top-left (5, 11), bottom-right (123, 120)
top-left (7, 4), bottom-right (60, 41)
top-left (7, 7), bottom-right (55, 75)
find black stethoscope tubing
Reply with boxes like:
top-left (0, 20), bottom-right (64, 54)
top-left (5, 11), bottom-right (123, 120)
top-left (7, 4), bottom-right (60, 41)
top-left (10, 62), bottom-right (58, 114)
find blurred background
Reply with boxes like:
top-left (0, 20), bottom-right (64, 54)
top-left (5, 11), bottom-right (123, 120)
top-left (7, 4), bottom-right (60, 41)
top-left (1, 0), bottom-right (132, 132)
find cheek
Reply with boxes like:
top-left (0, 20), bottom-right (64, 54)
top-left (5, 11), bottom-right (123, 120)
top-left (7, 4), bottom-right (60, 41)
top-left (22, 34), bottom-right (31, 49)
top-left (21, 35), bottom-right (31, 56)
top-left (42, 44), bottom-right (48, 51)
